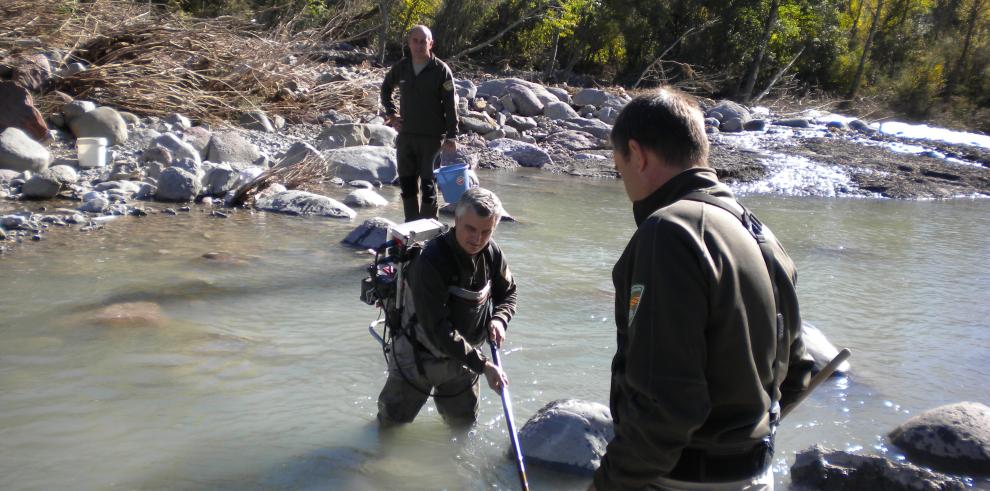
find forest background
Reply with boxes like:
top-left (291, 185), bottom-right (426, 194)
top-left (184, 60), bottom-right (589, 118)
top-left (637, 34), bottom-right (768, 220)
top-left (87, 0), bottom-right (990, 132)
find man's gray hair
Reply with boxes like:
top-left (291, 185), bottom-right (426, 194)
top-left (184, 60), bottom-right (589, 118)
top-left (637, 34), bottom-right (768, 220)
top-left (408, 25), bottom-right (433, 41)
top-left (455, 188), bottom-right (503, 221)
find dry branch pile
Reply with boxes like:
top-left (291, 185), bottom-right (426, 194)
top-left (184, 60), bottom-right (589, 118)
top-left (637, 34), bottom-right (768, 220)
top-left (0, 0), bottom-right (380, 124)
top-left (229, 155), bottom-right (330, 207)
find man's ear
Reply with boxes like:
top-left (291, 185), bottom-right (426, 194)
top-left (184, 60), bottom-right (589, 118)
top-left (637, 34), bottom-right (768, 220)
top-left (627, 139), bottom-right (648, 174)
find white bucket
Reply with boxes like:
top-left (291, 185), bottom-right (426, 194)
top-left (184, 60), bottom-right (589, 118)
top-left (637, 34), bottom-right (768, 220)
top-left (76, 137), bottom-right (108, 168)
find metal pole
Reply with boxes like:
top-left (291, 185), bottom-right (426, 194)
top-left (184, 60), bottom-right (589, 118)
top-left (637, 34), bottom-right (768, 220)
top-left (489, 342), bottom-right (530, 491)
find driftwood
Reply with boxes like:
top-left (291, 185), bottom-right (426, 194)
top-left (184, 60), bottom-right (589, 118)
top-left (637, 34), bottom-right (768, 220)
top-left (229, 155), bottom-right (330, 208)
top-left (0, 0), bottom-right (378, 123)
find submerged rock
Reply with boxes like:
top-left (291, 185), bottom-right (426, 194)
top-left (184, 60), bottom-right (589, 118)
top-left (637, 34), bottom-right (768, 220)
top-left (87, 301), bottom-right (166, 328)
top-left (344, 188), bottom-right (388, 208)
top-left (889, 402), bottom-right (990, 476)
top-left (790, 445), bottom-right (966, 490)
top-left (255, 190), bottom-right (356, 219)
top-left (517, 399), bottom-right (614, 475)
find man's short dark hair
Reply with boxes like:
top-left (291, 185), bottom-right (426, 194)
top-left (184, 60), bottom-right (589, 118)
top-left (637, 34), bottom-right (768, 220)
top-left (610, 88), bottom-right (709, 168)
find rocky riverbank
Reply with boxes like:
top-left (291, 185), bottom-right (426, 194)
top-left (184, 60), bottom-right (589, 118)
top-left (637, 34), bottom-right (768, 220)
top-left (3, 41), bottom-right (990, 256)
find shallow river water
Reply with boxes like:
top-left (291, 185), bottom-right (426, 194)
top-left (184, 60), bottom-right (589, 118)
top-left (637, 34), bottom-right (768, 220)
top-left (2, 169), bottom-right (989, 490)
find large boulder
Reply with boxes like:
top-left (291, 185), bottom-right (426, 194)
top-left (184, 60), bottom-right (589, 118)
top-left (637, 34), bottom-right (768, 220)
top-left (344, 188), bottom-right (389, 208)
top-left (201, 163), bottom-right (240, 197)
top-left (342, 217), bottom-right (396, 249)
top-left (11, 54), bottom-right (52, 92)
top-left (0, 127), bottom-right (50, 172)
top-left (68, 106), bottom-right (128, 146)
top-left (791, 445), bottom-right (966, 490)
top-left (506, 115), bottom-right (538, 132)
top-left (238, 110), bottom-right (274, 132)
top-left (518, 399), bottom-right (614, 475)
top-left (254, 190), bottom-right (356, 219)
top-left (62, 100), bottom-right (96, 124)
top-left (460, 114), bottom-right (499, 135)
top-left (546, 86), bottom-right (572, 104)
top-left (365, 124), bottom-right (397, 147)
top-left (22, 165), bottom-right (77, 199)
top-left (320, 123), bottom-right (369, 148)
top-left (546, 130), bottom-right (601, 151)
top-left (153, 134), bottom-right (201, 166)
top-left (487, 139), bottom-right (552, 168)
top-left (801, 322), bottom-right (851, 375)
top-left (476, 78), bottom-right (558, 105)
top-left (155, 167), bottom-right (202, 202)
top-left (276, 141), bottom-right (321, 168)
top-left (507, 85), bottom-right (545, 117)
top-left (182, 126), bottom-right (213, 159)
top-left (572, 88), bottom-right (627, 110)
top-left (325, 145), bottom-right (397, 183)
top-left (207, 131), bottom-right (261, 164)
top-left (454, 79), bottom-right (477, 100)
top-left (561, 117), bottom-right (613, 140)
top-left (22, 169), bottom-right (63, 199)
top-left (543, 101), bottom-right (579, 120)
top-left (273, 142), bottom-right (323, 167)
top-left (0, 81), bottom-right (48, 141)
top-left (707, 100), bottom-right (751, 124)
top-left (889, 402), bottom-right (990, 476)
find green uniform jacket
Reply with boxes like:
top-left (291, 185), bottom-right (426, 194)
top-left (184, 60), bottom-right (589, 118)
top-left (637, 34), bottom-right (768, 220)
top-left (408, 230), bottom-right (517, 374)
top-left (380, 55), bottom-right (459, 139)
top-left (594, 168), bottom-right (815, 490)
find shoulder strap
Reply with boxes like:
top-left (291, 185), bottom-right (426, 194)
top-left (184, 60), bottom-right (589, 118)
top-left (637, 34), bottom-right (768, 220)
top-left (680, 191), bottom-right (787, 425)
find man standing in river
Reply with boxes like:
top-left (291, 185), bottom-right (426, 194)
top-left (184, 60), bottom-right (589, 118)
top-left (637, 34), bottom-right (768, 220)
top-left (377, 188), bottom-right (515, 426)
top-left (589, 89), bottom-right (815, 491)
top-left (380, 25), bottom-right (459, 222)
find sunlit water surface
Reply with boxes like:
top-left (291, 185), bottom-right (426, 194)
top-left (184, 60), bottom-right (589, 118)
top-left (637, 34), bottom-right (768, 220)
top-left (2, 169), bottom-right (989, 490)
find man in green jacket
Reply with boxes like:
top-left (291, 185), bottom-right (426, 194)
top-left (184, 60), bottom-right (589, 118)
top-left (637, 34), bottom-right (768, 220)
top-left (380, 25), bottom-right (459, 222)
top-left (377, 188), bottom-right (515, 426)
top-left (589, 89), bottom-right (815, 490)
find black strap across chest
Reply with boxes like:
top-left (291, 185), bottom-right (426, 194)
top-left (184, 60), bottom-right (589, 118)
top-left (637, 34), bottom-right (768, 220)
top-left (680, 191), bottom-right (786, 423)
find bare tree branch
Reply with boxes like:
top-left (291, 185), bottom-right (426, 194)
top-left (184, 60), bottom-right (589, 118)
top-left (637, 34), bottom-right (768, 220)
top-left (752, 46), bottom-right (805, 104)
top-left (633, 17), bottom-right (719, 89)
top-left (449, 5), bottom-right (547, 60)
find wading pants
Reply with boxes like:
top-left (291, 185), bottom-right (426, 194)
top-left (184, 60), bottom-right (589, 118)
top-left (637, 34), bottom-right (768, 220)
top-left (396, 133), bottom-right (442, 222)
top-left (650, 467), bottom-right (774, 491)
top-left (376, 334), bottom-right (480, 426)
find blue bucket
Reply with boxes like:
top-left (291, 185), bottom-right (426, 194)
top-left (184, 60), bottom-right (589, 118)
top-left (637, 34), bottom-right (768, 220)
top-left (434, 163), bottom-right (472, 204)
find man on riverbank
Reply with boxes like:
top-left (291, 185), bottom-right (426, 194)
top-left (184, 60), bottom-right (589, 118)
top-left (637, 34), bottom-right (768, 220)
top-left (377, 188), bottom-right (515, 426)
top-left (589, 89), bottom-right (815, 490)
top-left (380, 25), bottom-right (459, 222)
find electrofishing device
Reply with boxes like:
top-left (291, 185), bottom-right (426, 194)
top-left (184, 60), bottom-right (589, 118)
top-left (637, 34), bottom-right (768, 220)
top-left (361, 219), bottom-right (447, 353)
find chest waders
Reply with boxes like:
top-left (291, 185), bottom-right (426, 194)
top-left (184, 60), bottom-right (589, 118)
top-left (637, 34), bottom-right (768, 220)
top-left (369, 238), bottom-right (495, 399)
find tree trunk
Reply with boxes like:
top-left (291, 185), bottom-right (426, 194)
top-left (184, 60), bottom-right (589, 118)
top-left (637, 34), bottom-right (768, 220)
top-left (945, 0), bottom-right (984, 96)
top-left (849, 0), bottom-right (866, 47)
top-left (847, 0), bottom-right (884, 101)
top-left (543, 27), bottom-right (561, 82)
top-left (739, 0), bottom-right (781, 103)
top-left (377, 0), bottom-right (394, 65)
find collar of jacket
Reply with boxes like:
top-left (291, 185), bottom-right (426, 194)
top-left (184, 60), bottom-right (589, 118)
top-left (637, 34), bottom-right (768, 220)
top-left (632, 167), bottom-right (731, 226)
top-left (404, 54), bottom-right (439, 72)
